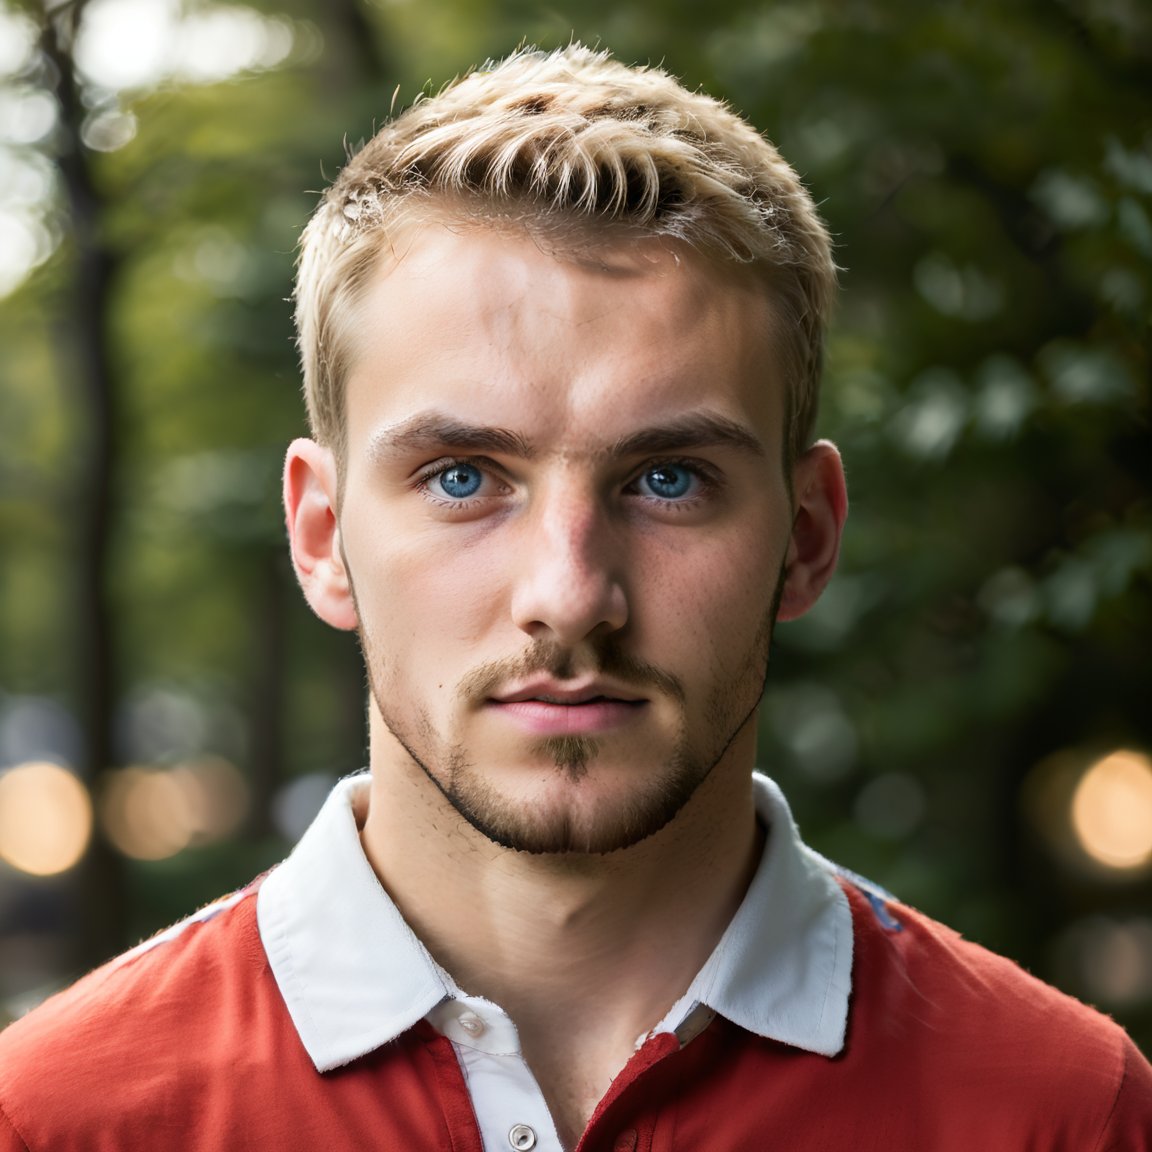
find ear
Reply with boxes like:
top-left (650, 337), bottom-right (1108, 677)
top-left (777, 440), bottom-right (848, 622)
top-left (283, 438), bottom-right (358, 632)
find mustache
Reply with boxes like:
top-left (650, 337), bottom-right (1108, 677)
top-left (457, 637), bottom-right (685, 704)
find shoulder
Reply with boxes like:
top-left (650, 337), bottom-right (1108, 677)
top-left (845, 875), bottom-right (1113, 1036)
top-left (838, 874), bottom-right (1152, 1144)
top-left (0, 883), bottom-right (274, 1147)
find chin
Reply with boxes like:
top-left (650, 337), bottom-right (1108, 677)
top-left (439, 739), bottom-right (710, 856)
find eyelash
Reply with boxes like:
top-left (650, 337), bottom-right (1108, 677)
top-left (415, 457), bottom-right (509, 507)
top-left (627, 457), bottom-right (720, 507)
top-left (414, 456), bottom-right (721, 508)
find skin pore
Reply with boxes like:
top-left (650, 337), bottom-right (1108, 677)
top-left (284, 221), bottom-right (847, 1148)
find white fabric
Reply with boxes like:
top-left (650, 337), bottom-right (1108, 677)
top-left (427, 995), bottom-right (564, 1152)
top-left (257, 771), bottom-right (853, 1151)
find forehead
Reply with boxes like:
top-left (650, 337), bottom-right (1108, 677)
top-left (342, 221), bottom-right (785, 460)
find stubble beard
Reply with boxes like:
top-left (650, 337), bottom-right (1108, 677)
top-left (358, 581), bottom-right (783, 857)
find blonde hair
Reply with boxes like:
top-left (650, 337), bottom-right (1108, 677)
top-left (294, 44), bottom-right (836, 464)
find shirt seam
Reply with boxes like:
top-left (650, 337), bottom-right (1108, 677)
top-left (0, 1095), bottom-right (33, 1152)
top-left (1089, 1034), bottom-right (1135, 1152)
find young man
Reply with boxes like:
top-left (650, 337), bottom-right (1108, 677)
top-left (1, 45), bottom-right (1150, 1152)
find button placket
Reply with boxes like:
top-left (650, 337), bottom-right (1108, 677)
top-left (435, 994), bottom-right (562, 1151)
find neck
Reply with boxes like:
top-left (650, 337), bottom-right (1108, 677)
top-left (358, 712), bottom-right (761, 1146)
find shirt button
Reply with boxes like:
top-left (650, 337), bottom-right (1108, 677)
top-left (613, 1131), bottom-right (638, 1152)
top-left (508, 1123), bottom-right (537, 1150)
top-left (458, 1010), bottom-right (486, 1037)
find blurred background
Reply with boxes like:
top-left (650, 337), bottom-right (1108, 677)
top-left (0, 0), bottom-right (1149, 1052)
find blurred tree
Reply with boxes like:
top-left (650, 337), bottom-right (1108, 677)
top-left (9, 0), bottom-right (128, 969)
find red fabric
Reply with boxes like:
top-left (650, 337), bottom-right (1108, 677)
top-left (0, 888), bottom-right (476, 1152)
top-left (1, 879), bottom-right (1149, 1150)
top-left (587, 883), bottom-right (1152, 1151)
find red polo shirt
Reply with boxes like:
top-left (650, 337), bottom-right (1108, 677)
top-left (2, 874), bottom-right (1150, 1149)
top-left (4, 775), bottom-right (1152, 1149)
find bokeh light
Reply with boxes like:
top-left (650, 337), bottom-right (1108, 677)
top-left (854, 772), bottom-right (926, 841)
top-left (0, 762), bottom-right (93, 876)
top-left (1053, 915), bottom-right (1152, 1008)
top-left (99, 757), bottom-right (249, 861)
top-left (272, 772), bottom-right (337, 842)
top-left (1071, 750), bottom-right (1152, 870)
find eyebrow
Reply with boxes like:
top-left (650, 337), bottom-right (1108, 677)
top-left (368, 414), bottom-right (536, 462)
top-left (610, 412), bottom-right (767, 460)
top-left (367, 409), bottom-right (766, 464)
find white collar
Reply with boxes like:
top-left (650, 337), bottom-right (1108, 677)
top-left (257, 772), bottom-right (852, 1071)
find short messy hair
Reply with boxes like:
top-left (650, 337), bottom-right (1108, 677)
top-left (294, 44), bottom-right (836, 466)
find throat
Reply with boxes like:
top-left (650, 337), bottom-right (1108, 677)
top-left (521, 1026), bottom-right (650, 1152)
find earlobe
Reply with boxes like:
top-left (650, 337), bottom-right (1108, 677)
top-left (283, 438), bottom-right (359, 632)
top-left (777, 440), bottom-right (849, 622)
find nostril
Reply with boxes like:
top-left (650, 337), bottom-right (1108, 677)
top-left (510, 568), bottom-right (628, 644)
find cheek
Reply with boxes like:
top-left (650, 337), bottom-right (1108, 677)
top-left (633, 524), bottom-right (786, 665)
top-left (345, 516), bottom-right (510, 654)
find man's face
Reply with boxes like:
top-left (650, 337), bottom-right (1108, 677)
top-left (327, 223), bottom-right (806, 854)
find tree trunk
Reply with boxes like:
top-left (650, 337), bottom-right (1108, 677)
top-left (39, 0), bottom-right (127, 970)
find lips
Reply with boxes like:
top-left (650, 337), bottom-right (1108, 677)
top-left (491, 676), bottom-right (645, 705)
top-left (487, 679), bottom-right (647, 735)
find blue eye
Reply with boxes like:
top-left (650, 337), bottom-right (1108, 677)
top-left (639, 463), bottom-right (696, 500)
top-left (434, 463), bottom-right (484, 499)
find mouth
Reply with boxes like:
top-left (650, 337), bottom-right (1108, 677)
top-left (487, 680), bottom-right (648, 735)
top-left (488, 677), bottom-right (645, 705)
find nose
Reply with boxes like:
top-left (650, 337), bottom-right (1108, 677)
top-left (509, 485), bottom-right (628, 646)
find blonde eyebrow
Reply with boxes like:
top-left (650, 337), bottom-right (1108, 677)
top-left (366, 409), bottom-right (766, 465)
top-left (367, 413), bottom-right (536, 462)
